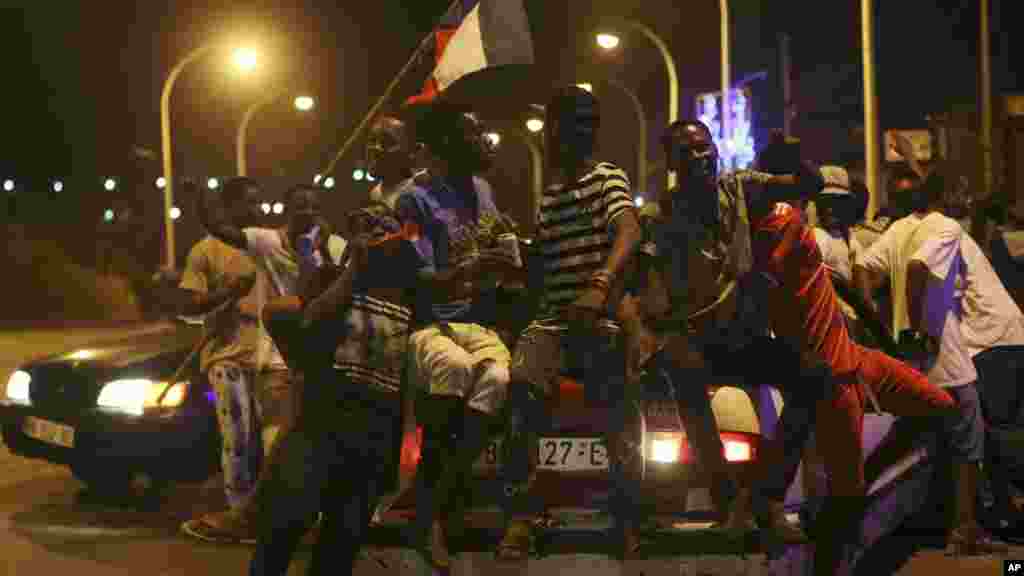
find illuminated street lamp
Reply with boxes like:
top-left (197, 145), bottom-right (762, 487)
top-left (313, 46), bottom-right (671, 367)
top-left (103, 209), bottom-right (115, 222)
top-left (104, 178), bottom-right (117, 191)
top-left (237, 91), bottom-right (316, 176)
top-left (484, 132), bottom-right (501, 147)
top-left (261, 202), bottom-right (271, 215)
top-left (155, 176), bottom-right (167, 189)
top-left (576, 83), bottom-right (593, 93)
top-left (581, 80), bottom-right (648, 190)
top-left (169, 206), bottom-right (182, 220)
top-left (323, 176), bottom-right (335, 189)
top-left (525, 117), bottom-right (544, 133)
top-left (272, 201), bottom-right (284, 215)
top-left (352, 169), bottom-right (365, 182)
top-left (207, 177), bottom-right (220, 190)
top-left (161, 42), bottom-right (261, 269)
top-left (3, 179), bottom-right (14, 192)
top-left (313, 174), bottom-right (322, 184)
top-left (366, 173), bottom-right (375, 182)
top-left (52, 180), bottom-right (64, 193)
top-left (596, 21), bottom-right (678, 190)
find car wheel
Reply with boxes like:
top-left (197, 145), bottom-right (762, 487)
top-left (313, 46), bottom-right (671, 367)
top-left (71, 463), bottom-right (167, 507)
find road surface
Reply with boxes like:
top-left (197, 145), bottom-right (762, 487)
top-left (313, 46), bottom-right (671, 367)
top-left (0, 325), bottom-right (1018, 575)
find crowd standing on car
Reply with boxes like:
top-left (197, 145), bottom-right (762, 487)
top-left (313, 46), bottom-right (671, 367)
top-left (152, 78), bottom-right (1024, 575)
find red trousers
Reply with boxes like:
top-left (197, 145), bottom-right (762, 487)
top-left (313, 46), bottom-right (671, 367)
top-left (818, 345), bottom-right (957, 498)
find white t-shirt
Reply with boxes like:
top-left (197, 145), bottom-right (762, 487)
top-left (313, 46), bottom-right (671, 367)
top-left (953, 232), bottom-right (1024, 356)
top-left (813, 228), bottom-right (862, 286)
top-left (856, 212), bottom-right (977, 388)
top-left (243, 227), bottom-right (347, 370)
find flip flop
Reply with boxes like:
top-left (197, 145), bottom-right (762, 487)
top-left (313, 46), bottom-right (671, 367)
top-left (181, 514), bottom-right (257, 545)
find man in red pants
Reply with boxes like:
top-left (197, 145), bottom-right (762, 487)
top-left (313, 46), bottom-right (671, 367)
top-left (735, 136), bottom-right (959, 574)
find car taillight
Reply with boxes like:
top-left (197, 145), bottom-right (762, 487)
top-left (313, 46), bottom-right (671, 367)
top-left (720, 432), bottom-right (754, 462)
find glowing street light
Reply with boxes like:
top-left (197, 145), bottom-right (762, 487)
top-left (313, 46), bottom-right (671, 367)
top-left (352, 169), bottom-right (365, 182)
top-left (155, 176), bottom-right (167, 189)
top-left (595, 33), bottom-right (621, 50)
top-left (526, 117), bottom-right (544, 133)
top-left (3, 179), bottom-right (14, 192)
top-left (207, 177), bottom-right (220, 190)
top-left (232, 48), bottom-right (259, 72)
top-left (294, 95), bottom-right (315, 111)
top-left (313, 174), bottom-right (322, 184)
top-left (169, 206), bottom-right (182, 220)
top-left (104, 178), bottom-right (117, 191)
top-left (52, 180), bottom-right (64, 193)
top-left (272, 201), bottom-right (284, 215)
top-left (103, 209), bottom-right (115, 222)
top-left (261, 202), bottom-right (271, 215)
top-left (238, 90), bottom-right (316, 176)
top-left (484, 132), bottom-right (501, 147)
top-left (635, 196), bottom-right (645, 207)
top-left (576, 83), bottom-right (593, 93)
top-left (366, 173), bottom-right (375, 182)
top-left (323, 176), bottom-right (336, 189)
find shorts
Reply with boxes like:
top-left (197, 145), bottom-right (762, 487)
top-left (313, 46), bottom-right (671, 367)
top-left (409, 322), bottom-right (511, 415)
top-left (942, 383), bottom-right (984, 463)
top-left (510, 321), bottom-right (624, 404)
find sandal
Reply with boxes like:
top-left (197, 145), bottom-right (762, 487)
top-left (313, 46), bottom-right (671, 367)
top-left (181, 510), bottom-right (258, 545)
top-left (495, 519), bottom-right (535, 562)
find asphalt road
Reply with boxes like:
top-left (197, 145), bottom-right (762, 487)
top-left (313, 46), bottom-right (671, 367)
top-left (0, 325), bottom-right (1020, 575)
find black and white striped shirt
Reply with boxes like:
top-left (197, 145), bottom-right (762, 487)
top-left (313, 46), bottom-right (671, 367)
top-left (536, 162), bottom-right (634, 324)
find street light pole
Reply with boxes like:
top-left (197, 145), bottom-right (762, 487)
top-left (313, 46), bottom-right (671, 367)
top-left (980, 0), bottom-right (993, 200)
top-left (861, 0), bottom-right (881, 220)
top-left (160, 43), bottom-right (216, 270)
top-left (720, 0), bottom-right (731, 171)
top-left (237, 91), bottom-right (280, 177)
top-left (523, 136), bottom-right (543, 219)
top-left (624, 22), bottom-right (678, 192)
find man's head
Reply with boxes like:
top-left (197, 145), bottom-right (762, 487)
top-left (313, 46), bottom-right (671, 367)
top-left (220, 177), bottom-right (263, 227)
top-left (366, 116), bottom-right (413, 183)
top-left (815, 166), bottom-right (867, 230)
top-left (755, 132), bottom-right (820, 207)
top-left (284, 185), bottom-right (322, 236)
top-left (415, 101), bottom-right (494, 177)
top-left (661, 119), bottom-right (719, 190)
top-left (545, 85), bottom-right (600, 168)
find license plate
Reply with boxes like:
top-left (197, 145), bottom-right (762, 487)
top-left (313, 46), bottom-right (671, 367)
top-left (477, 437), bottom-right (608, 472)
top-left (23, 416), bottom-right (75, 448)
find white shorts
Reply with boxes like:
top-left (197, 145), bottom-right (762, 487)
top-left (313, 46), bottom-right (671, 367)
top-left (409, 322), bottom-right (511, 415)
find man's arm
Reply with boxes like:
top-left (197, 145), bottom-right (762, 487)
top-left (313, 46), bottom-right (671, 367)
top-left (170, 244), bottom-right (256, 316)
top-left (905, 260), bottom-right (929, 332)
top-left (197, 183), bottom-right (248, 251)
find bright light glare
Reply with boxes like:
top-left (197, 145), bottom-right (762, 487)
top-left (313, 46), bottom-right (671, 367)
top-left (52, 180), bottom-right (63, 193)
top-left (2, 179), bottom-right (13, 192)
top-left (261, 202), bottom-right (271, 215)
top-left (70, 350), bottom-right (96, 361)
top-left (207, 177), bottom-right (219, 190)
top-left (596, 33), bottom-right (621, 50)
top-left (526, 117), bottom-right (545, 133)
top-left (155, 176), bottom-right (167, 189)
top-left (104, 178), bottom-right (116, 191)
top-left (169, 206), bottom-right (182, 220)
top-left (313, 174), bottom-right (322, 184)
top-left (323, 176), bottom-right (335, 189)
top-left (5, 370), bottom-right (31, 404)
top-left (103, 209), bottom-right (115, 222)
top-left (294, 95), bottom-right (315, 111)
top-left (485, 132), bottom-right (501, 147)
top-left (97, 378), bottom-right (188, 415)
top-left (576, 83), bottom-right (593, 93)
top-left (635, 196), bottom-right (645, 207)
top-left (724, 439), bottom-right (752, 462)
top-left (650, 437), bottom-right (681, 464)
top-left (272, 202), bottom-right (284, 215)
top-left (366, 173), bottom-right (375, 182)
top-left (352, 169), bottom-right (365, 182)
top-left (233, 47), bottom-right (259, 72)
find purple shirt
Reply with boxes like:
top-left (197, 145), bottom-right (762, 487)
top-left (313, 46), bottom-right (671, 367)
top-left (395, 175), bottom-right (499, 324)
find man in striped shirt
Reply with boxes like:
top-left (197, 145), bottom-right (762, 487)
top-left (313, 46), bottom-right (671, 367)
top-left (497, 85), bottom-right (642, 560)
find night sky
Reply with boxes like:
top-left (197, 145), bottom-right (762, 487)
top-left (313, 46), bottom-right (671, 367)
top-left (1, 1), bottom-right (1019, 242)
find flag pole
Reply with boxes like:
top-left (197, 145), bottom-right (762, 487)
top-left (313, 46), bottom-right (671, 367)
top-left (320, 0), bottom-right (465, 176)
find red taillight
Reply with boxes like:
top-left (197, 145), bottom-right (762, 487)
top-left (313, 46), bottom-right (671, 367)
top-left (399, 426), bottom-right (424, 473)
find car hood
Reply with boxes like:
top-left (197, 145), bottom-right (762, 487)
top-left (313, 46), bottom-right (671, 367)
top-left (30, 324), bottom-right (201, 370)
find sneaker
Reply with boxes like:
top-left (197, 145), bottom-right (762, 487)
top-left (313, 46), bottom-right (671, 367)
top-left (181, 509), bottom-right (258, 545)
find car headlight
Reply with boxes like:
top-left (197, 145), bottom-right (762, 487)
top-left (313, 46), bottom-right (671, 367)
top-left (648, 432), bottom-right (683, 464)
top-left (96, 378), bottom-right (188, 415)
top-left (5, 370), bottom-right (31, 405)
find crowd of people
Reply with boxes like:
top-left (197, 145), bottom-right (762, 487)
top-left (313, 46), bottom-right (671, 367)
top-left (152, 84), bottom-right (1024, 575)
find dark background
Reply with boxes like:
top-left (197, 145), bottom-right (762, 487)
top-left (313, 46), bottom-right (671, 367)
top-left (0, 1), bottom-right (1019, 268)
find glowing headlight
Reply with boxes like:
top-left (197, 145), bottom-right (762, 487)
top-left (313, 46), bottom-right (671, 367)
top-left (5, 370), bottom-right (31, 405)
top-left (649, 433), bottom-right (682, 464)
top-left (96, 378), bottom-right (188, 415)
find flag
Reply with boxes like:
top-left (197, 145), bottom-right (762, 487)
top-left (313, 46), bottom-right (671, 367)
top-left (405, 0), bottom-right (534, 107)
